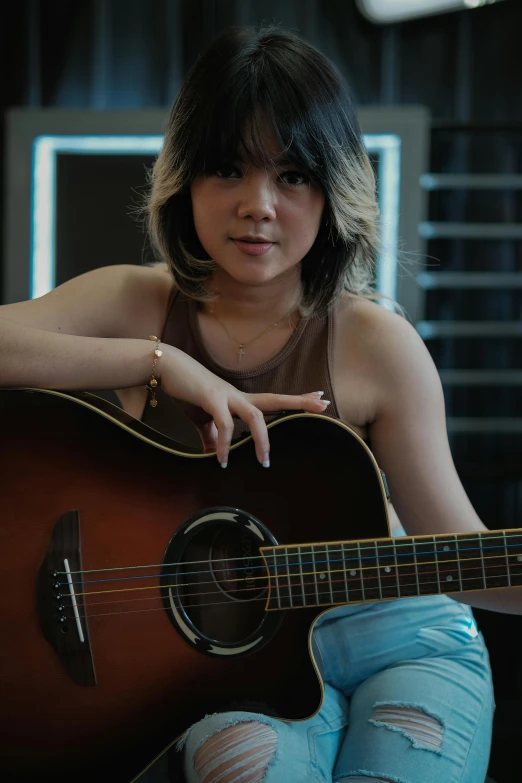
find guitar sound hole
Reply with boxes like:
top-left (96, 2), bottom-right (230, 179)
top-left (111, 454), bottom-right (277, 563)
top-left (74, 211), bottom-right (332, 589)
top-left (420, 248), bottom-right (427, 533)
top-left (178, 523), bottom-right (269, 645)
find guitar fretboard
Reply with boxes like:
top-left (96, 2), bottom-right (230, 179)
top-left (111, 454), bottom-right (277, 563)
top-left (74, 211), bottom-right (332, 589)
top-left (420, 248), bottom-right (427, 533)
top-left (261, 529), bottom-right (522, 610)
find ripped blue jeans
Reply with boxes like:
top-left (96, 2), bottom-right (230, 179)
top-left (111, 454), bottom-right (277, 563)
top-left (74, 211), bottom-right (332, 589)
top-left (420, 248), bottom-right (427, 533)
top-left (179, 530), bottom-right (494, 783)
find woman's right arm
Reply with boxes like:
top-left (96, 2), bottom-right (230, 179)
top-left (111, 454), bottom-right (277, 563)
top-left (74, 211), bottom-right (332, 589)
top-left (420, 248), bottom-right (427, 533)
top-left (0, 264), bottom-right (171, 391)
top-left (0, 264), bottom-right (329, 465)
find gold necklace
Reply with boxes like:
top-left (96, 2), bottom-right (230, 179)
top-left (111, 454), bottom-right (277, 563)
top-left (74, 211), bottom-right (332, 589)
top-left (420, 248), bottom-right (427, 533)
top-left (207, 304), bottom-right (297, 362)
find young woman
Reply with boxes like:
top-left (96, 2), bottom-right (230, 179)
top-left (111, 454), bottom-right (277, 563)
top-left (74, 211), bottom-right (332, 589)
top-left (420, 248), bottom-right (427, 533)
top-left (0, 24), bottom-right (516, 783)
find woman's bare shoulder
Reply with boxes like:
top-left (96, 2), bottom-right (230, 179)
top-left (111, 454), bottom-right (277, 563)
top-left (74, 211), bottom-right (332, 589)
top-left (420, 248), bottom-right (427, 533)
top-left (119, 262), bottom-right (175, 337)
top-left (0, 262), bottom-right (176, 340)
top-left (335, 293), bottom-right (438, 408)
top-left (334, 294), bottom-right (430, 398)
top-left (90, 261), bottom-right (176, 339)
top-left (336, 294), bottom-right (414, 352)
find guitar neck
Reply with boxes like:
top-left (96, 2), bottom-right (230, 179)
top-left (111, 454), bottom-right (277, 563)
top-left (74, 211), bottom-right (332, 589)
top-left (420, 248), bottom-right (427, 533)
top-left (261, 528), bottom-right (522, 610)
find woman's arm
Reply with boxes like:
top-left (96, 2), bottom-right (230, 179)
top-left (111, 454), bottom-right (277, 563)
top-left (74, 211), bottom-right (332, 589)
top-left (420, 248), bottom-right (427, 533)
top-left (343, 300), bottom-right (522, 615)
top-left (0, 264), bottom-right (329, 465)
top-left (0, 264), bottom-right (172, 390)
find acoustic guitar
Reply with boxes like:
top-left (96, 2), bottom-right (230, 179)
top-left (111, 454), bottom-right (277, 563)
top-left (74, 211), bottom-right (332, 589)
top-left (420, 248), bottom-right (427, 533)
top-left (1, 388), bottom-right (520, 783)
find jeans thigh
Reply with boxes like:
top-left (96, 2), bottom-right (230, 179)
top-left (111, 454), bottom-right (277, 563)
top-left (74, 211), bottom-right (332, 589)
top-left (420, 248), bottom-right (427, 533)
top-left (333, 652), bottom-right (494, 783)
top-left (313, 595), bottom-right (487, 695)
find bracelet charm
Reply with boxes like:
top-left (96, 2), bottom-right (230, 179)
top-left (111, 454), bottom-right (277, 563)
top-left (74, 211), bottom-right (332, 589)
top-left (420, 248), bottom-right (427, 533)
top-left (146, 335), bottom-right (162, 408)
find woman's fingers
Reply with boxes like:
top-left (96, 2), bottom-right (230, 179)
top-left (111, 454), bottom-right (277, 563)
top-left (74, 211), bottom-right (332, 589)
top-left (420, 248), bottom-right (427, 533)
top-left (234, 402), bottom-right (271, 466)
top-left (225, 392), bottom-right (330, 467)
top-left (194, 420), bottom-right (219, 453)
top-left (248, 391), bottom-right (331, 413)
top-left (203, 390), bottom-right (330, 468)
top-left (211, 406), bottom-right (235, 467)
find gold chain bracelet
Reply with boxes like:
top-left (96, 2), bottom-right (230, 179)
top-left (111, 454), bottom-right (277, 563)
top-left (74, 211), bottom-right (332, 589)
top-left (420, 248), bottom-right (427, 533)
top-left (146, 335), bottom-right (163, 408)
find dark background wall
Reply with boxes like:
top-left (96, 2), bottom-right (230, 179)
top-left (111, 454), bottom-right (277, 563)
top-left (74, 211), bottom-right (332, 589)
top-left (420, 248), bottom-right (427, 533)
top-left (2, 1), bottom-right (522, 780)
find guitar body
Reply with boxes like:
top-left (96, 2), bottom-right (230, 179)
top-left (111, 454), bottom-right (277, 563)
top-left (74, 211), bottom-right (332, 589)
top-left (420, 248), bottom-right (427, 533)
top-left (0, 389), bottom-right (389, 782)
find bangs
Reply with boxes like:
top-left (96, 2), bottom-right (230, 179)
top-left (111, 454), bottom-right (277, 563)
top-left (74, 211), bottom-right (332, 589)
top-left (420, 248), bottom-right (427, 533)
top-left (194, 74), bottom-right (326, 183)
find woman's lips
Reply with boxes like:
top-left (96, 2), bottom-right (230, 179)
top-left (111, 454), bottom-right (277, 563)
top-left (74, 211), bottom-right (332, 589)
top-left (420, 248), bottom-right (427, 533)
top-left (232, 239), bottom-right (274, 256)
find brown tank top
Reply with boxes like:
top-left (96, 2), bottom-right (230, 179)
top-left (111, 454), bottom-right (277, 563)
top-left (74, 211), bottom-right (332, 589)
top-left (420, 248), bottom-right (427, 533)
top-left (141, 293), bottom-right (341, 449)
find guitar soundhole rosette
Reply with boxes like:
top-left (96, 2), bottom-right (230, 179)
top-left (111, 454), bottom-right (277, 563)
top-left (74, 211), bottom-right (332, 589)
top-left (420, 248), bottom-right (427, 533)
top-left (160, 507), bottom-right (283, 658)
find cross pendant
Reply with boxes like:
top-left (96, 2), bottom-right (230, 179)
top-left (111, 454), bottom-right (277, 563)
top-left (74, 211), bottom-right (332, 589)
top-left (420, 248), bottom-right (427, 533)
top-left (237, 345), bottom-right (245, 362)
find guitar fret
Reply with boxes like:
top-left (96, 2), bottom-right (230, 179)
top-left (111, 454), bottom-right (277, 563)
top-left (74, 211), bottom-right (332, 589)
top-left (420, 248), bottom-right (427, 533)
top-left (479, 533), bottom-right (487, 589)
top-left (285, 547), bottom-right (294, 608)
top-left (433, 536), bottom-right (442, 593)
top-left (393, 537), bottom-right (418, 598)
top-left (341, 543), bottom-right (361, 603)
top-left (455, 534), bottom-right (463, 591)
top-left (293, 546), bottom-right (306, 607)
top-left (507, 533), bottom-right (522, 585)
top-left (264, 548), bottom-right (281, 609)
top-left (393, 540), bottom-right (401, 598)
top-left (317, 545), bottom-right (333, 605)
top-left (357, 542), bottom-right (365, 602)
top-left (375, 542), bottom-right (383, 600)
top-left (361, 541), bottom-right (380, 601)
top-left (325, 544), bottom-right (335, 605)
top-left (436, 536), bottom-right (461, 593)
top-left (299, 545), bottom-right (317, 606)
top-left (275, 548), bottom-right (290, 609)
top-left (275, 547), bottom-right (290, 609)
top-left (311, 545), bottom-right (320, 605)
top-left (503, 532), bottom-right (511, 588)
top-left (297, 546), bottom-right (307, 607)
top-left (482, 532), bottom-right (509, 589)
top-left (414, 537), bottom-right (438, 595)
top-left (457, 533), bottom-right (487, 592)
top-left (341, 543), bottom-right (350, 604)
top-left (286, 545), bottom-right (305, 608)
top-left (413, 537), bottom-right (420, 596)
top-left (376, 538), bottom-right (399, 599)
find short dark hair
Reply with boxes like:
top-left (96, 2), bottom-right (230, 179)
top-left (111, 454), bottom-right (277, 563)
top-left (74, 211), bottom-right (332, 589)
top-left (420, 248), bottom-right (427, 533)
top-left (147, 25), bottom-right (379, 314)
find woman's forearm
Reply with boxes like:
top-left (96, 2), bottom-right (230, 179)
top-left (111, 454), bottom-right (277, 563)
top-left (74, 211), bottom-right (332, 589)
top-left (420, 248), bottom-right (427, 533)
top-left (0, 317), bottom-right (157, 391)
top-left (450, 585), bottom-right (522, 615)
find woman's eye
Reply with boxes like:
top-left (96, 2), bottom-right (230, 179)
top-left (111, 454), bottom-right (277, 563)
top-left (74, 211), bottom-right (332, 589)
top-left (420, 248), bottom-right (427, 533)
top-left (279, 170), bottom-right (310, 186)
top-left (215, 166), bottom-right (241, 179)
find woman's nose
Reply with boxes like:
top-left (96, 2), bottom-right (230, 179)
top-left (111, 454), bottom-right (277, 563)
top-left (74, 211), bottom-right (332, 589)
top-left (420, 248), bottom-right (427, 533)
top-left (236, 171), bottom-right (277, 222)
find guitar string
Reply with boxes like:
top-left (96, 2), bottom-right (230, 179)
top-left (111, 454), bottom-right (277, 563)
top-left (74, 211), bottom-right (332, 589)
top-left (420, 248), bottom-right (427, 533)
top-left (60, 548), bottom-right (522, 602)
top-left (71, 558), bottom-right (518, 610)
top-left (63, 550), bottom-right (521, 602)
top-left (64, 563), bottom-right (521, 620)
top-left (58, 539), bottom-right (522, 594)
top-left (58, 531), bottom-right (522, 583)
top-left (60, 530), bottom-right (522, 576)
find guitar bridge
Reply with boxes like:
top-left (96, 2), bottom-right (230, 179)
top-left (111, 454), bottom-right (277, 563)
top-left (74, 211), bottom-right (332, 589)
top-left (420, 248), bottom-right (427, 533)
top-left (36, 510), bottom-right (96, 686)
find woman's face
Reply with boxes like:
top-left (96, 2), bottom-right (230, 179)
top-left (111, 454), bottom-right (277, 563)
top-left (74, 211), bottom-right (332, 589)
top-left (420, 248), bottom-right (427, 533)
top-left (190, 128), bottom-right (325, 290)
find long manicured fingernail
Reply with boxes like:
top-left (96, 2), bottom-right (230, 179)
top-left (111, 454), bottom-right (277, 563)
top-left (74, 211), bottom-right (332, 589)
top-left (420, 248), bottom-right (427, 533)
top-left (221, 461), bottom-right (228, 468)
top-left (262, 453), bottom-right (270, 468)
top-left (321, 400), bottom-right (331, 406)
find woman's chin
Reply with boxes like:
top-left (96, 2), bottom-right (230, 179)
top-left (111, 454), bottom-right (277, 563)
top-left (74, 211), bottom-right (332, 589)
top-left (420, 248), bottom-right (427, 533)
top-left (214, 258), bottom-right (298, 288)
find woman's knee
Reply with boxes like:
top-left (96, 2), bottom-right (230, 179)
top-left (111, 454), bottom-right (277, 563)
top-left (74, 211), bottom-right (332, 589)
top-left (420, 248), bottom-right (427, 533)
top-left (192, 721), bottom-right (277, 783)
